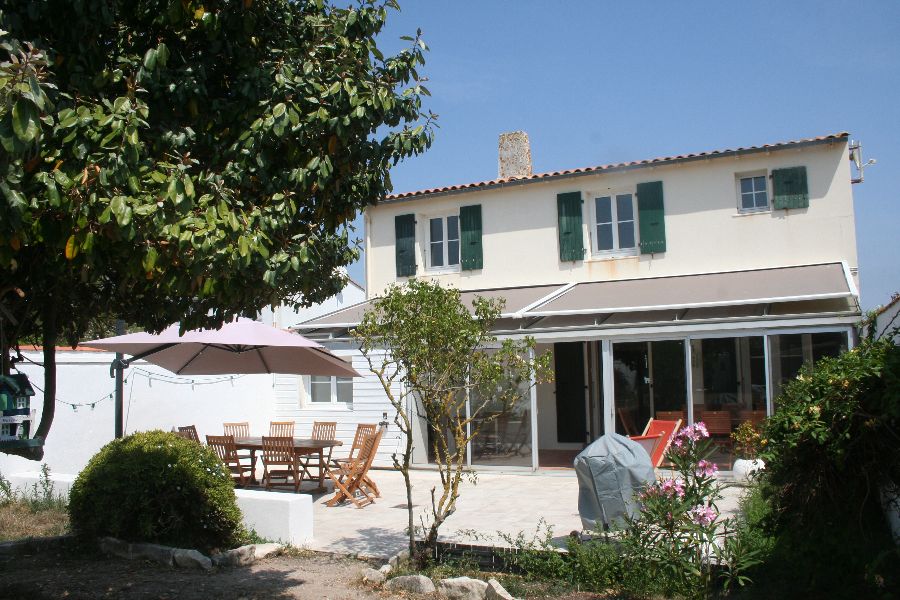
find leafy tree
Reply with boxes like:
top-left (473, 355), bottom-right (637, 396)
top-left (0, 0), bottom-right (434, 458)
top-left (354, 279), bottom-right (552, 563)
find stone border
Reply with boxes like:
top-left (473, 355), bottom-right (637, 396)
top-left (0, 534), bottom-right (76, 556)
top-left (98, 537), bottom-right (283, 571)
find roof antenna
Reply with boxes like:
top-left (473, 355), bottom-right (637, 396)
top-left (849, 140), bottom-right (876, 184)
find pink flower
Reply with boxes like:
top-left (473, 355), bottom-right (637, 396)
top-left (695, 459), bottom-right (718, 478)
top-left (694, 422), bottom-right (709, 439)
top-left (688, 505), bottom-right (717, 526)
top-left (658, 478), bottom-right (686, 499)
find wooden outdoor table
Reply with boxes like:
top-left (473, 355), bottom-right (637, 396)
top-left (234, 437), bottom-right (343, 493)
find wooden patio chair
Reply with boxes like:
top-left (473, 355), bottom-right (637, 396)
top-left (656, 410), bottom-right (687, 424)
top-left (629, 418), bottom-right (682, 468)
top-left (206, 435), bottom-right (254, 487)
top-left (330, 423), bottom-right (380, 498)
top-left (223, 421), bottom-right (254, 471)
top-left (261, 436), bottom-right (301, 492)
top-left (298, 421), bottom-right (338, 483)
top-left (176, 425), bottom-right (201, 443)
top-left (326, 426), bottom-right (384, 508)
top-left (269, 421), bottom-right (295, 437)
top-left (738, 410), bottom-right (767, 430)
top-left (700, 410), bottom-right (734, 468)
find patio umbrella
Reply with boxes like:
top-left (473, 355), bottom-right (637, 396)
top-left (83, 317), bottom-right (359, 377)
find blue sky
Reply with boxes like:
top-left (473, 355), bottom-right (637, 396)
top-left (347, 1), bottom-right (900, 311)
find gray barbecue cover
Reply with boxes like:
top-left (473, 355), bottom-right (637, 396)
top-left (574, 433), bottom-right (655, 531)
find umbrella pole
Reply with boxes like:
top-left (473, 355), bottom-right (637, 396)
top-left (114, 320), bottom-right (125, 438)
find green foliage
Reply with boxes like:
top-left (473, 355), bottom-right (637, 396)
top-left (0, 463), bottom-right (66, 511)
top-left (619, 424), bottom-right (759, 599)
top-left (354, 279), bottom-right (552, 558)
top-left (0, 0), bottom-right (433, 454)
top-left (730, 420), bottom-right (762, 460)
top-left (68, 430), bottom-right (245, 553)
top-left (756, 337), bottom-right (900, 596)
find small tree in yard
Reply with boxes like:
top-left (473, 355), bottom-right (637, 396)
top-left (354, 279), bottom-right (552, 562)
top-left (0, 0), bottom-right (433, 458)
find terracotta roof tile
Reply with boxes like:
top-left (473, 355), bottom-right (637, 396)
top-left (385, 132), bottom-right (849, 201)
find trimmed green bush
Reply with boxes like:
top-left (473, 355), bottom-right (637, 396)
top-left (69, 430), bottom-right (245, 552)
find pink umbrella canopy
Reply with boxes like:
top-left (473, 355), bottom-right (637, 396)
top-left (83, 318), bottom-right (359, 377)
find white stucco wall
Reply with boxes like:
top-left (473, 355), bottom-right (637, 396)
top-left (0, 350), bottom-right (276, 478)
top-left (366, 141), bottom-right (857, 296)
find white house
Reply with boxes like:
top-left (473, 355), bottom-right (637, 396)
top-left (293, 131), bottom-right (863, 470)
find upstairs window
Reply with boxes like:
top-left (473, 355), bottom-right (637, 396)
top-left (428, 214), bottom-right (460, 270)
top-left (591, 193), bottom-right (638, 256)
top-left (737, 172), bottom-right (769, 212)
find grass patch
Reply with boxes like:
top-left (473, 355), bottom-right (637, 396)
top-left (0, 464), bottom-right (69, 542)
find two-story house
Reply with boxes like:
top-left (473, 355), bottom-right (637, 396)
top-left (294, 131), bottom-right (861, 469)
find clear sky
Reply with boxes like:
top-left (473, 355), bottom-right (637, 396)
top-left (346, 0), bottom-right (900, 311)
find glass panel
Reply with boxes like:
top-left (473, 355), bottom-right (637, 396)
top-left (613, 342), bottom-right (652, 435)
top-left (650, 340), bottom-right (687, 423)
top-left (741, 192), bottom-right (755, 210)
top-left (740, 178), bottom-right (753, 194)
top-left (595, 197), bottom-right (612, 224)
top-left (690, 336), bottom-right (768, 468)
top-left (430, 242), bottom-right (444, 267)
top-left (811, 331), bottom-right (847, 362)
top-left (470, 377), bottom-right (532, 468)
top-left (310, 376), bottom-right (332, 403)
top-left (447, 215), bottom-right (459, 241)
top-left (429, 217), bottom-right (443, 243)
top-left (618, 220), bottom-right (635, 249)
top-left (597, 223), bottom-right (613, 251)
top-left (336, 377), bottom-right (353, 403)
top-left (754, 191), bottom-right (768, 208)
top-left (448, 240), bottom-right (459, 265)
top-left (770, 331), bottom-right (848, 400)
top-left (616, 194), bottom-right (633, 221)
top-left (752, 176), bottom-right (766, 192)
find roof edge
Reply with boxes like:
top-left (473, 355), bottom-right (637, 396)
top-left (382, 132), bottom-right (850, 204)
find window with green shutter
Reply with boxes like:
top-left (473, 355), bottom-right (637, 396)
top-left (395, 213), bottom-right (416, 277)
top-left (636, 181), bottom-right (666, 254)
top-left (772, 166), bottom-right (809, 209)
top-left (459, 204), bottom-right (483, 270)
top-left (557, 192), bottom-right (584, 262)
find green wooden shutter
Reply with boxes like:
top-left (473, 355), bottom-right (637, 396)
top-left (394, 213), bottom-right (416, 277)
top-left (459, 204), bottom-right (483, 270)
top-left (772, 166), bottom-right (809, 209)
top-left (637, 181), bottom-right (666, 254)
top-left (557, 192), bottom-right (584, 262)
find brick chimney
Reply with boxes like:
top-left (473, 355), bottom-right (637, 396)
top-left (498, 131), bottom-right (533, 179)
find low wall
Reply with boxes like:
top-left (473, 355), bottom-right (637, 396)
top-left (5, 471), bottom-right (314, 547)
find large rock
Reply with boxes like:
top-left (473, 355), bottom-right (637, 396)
top-left (438, 576), bottom-right (488, 600)
top-left (486, 578), bottom-right (516, 600)
top-left (378, 563), bottom-right (392, 575)
top-left (173, 548), bottom-right (213, 571)
top-left (253, 543), bottom-right (282, 560)
top-left (362, 568), bottom-right (386, 586)
top-left (99, 537), bottom-right (175, 567)
top-left (211, 544), bottom-right (256, 567)
top-left (385, 574), bottom-right (436, 595)
top-left (388, 549), bottom-right (410, 570)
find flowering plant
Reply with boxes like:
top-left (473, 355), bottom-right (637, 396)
top-left (731, 420), bottom-right (762, 460)
top-left (621, 423), bottom-right (757, 598)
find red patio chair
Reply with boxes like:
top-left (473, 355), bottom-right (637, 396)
top-left (630, 418), bottom-right (682, 468)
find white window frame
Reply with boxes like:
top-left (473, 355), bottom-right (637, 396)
top-left (305, 375), bottom-right (353, 408)
top-left (424, 212), bottom-right (461, 273)
top-left (16, 397), bottom-right (27, 409)
top-left (735, 170), bottom-right (770, 213)
top-left (588, 189), bottom-right (639, 258)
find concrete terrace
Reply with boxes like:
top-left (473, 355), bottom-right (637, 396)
top-left (303, 468), bottom-right (744, 559)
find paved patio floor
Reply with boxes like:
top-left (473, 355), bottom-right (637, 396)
top-left (304, 468), bottom-right (744, 559)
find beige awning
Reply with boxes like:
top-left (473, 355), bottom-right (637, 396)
top-left (525, 263), bottom-right (854, 316)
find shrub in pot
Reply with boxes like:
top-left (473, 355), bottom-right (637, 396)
top-left (69, 430), bottom-right (245, 553)
top-left (731, 420), bottom-right (765, 482)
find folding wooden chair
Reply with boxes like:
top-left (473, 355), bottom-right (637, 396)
top-left (738, 410), bottom-right (766, 429)
top-left (656, 410), bottom-right (687, 424)
top-left (330, 423), bottom-right (380, 498)
top-left (326, 426), bottom-right (384, 508)
top-left (176, 425), bottom-right (201, 443)
top-left (298, 421), bottom-right (337, 482)
top-left (269, 421), bottom-right (295, 437)
top-left (261, 436), bottom-right (301, 492)
top-left (223, 421), bottom-right (254, 473)
top-left (630, 418), bottom-right (682, 467)
top-left (206, 435), bottom-right (254, 487)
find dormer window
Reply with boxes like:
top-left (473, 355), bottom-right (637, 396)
top-left (427, 214), bottom-right (460, 271)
